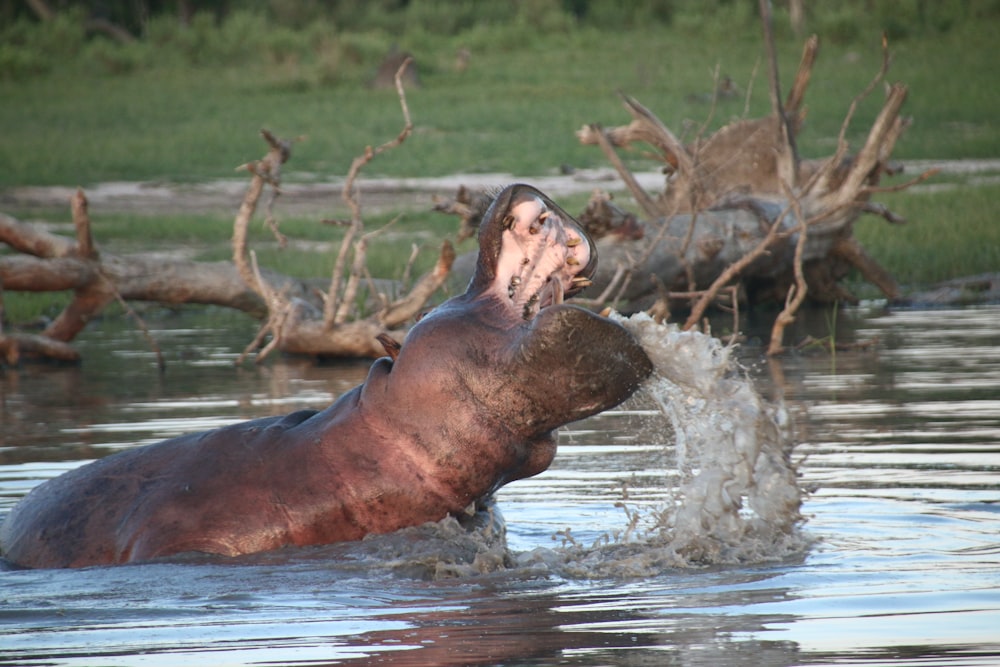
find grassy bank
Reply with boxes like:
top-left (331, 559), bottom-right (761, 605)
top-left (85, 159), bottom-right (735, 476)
top-left (1, 8), bottom-right (998, 187)
top-left (852, 181), bottom-right (1000, 294)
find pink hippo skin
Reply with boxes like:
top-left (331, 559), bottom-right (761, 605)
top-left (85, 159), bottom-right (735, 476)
top-left (1, 184), bottom-right (652, 569)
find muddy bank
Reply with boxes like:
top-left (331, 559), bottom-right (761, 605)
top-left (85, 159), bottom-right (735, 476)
top-left (0, 169), bottom-right (662, 217)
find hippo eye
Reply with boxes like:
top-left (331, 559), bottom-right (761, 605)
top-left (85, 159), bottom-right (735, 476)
top-left (502, 214), bottom-right (516, 230)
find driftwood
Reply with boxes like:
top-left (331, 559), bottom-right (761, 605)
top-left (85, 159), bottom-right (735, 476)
top-left (438, 21), bottom-right (931, 354)
top-left (0, 192), bottom-right (293, 364)
top-left (0, 60), bottom-right (451, 365)
top-left (572, 3), bottom-right (939, 356)
top-left (574, 27), bottom-right (934, 354)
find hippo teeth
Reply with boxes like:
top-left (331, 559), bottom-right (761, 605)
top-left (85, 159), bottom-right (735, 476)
top-left (494, 190), bottom-right (595, 319)
top-left (551, 278), bottom-right (565, 306)
top-left (521, 293), bottom-right (540, 320)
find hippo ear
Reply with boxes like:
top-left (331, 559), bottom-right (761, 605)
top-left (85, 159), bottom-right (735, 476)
top-left (509, 305), bottom-right (653, 429)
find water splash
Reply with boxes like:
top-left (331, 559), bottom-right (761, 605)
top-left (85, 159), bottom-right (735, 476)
top-left (516, 313), bottom-right (809, 577)
top-left (616, 313), bottom-right (806, 564)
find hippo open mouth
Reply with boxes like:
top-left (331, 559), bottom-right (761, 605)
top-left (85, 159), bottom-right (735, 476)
top-left (470, 184), bottom-right (599, 322)
top-left (495, 191), bottom-right (597, 319)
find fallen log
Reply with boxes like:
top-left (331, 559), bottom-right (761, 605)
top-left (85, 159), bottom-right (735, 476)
top-left (438, 25), bottom-right (931, 354)
top-left (0, 60), bottom-right (452, 365)
top-left (583, 13), bottom-right (937, 354)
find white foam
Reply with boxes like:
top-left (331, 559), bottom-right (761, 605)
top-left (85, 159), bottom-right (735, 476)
top-left (611, 313), bottom-right (806, 565)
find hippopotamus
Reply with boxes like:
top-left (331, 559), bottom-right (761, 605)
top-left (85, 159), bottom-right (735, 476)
top-left (1, 183), bottom-right (653, 569)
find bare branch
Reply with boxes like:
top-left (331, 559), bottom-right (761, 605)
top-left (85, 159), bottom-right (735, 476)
top-left (326, 57), bottom-right (415, 328)
top-left (742, 56), bottom-right (761, 118)
top-left (111, 289), bottom-right (165, 373)
top-left (758, 0), bottom-right (800, 186)
top-left (0, 332), bottom-right (80, 363)
top-left (71, 189), bottom-right (98, 259)
top-left (831, 236), bottom-right (899, 299)
top-left (863, 166), bottom-right (938, 195)
top-left (0, 212), bottom-right (76, 258)
top-left (232, 129), bottom-right (293, 297)
top-left (785, 35), bottom-right (819, 121)
top-left (587, 123), bottom-right (663, 219)
top-left (682, 203), bottom-right (792, 330)
top-left (768, 184), bottom-right (811, 355)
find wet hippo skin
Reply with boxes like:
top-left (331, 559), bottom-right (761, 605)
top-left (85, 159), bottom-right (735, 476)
top-left (1, 184), bottom-right (653, 569)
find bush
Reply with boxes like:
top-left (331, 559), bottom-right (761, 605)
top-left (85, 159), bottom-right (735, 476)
top-left (577, 0), bottom-right (675, 30)
top-left (29, 9), bottom-right (88, 59)
top-left (0, 43), bottom-right (49, 80)
top-left (85, 37), bottom-right (152, 75)
top-left (0, 10), bottom-right (86, 77)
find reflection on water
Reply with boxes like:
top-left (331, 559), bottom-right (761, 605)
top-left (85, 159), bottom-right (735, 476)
top-left (1, 305), bottom-right (1000, 666)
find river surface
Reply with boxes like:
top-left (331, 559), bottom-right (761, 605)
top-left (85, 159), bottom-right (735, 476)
top-left (1, 304), bottom-right (999, 666)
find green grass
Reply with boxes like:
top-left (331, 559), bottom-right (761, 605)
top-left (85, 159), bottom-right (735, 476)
top-left (1, 19), bottom-right (998, 188)
top-left (852, 182), bottom-right (1000, 292)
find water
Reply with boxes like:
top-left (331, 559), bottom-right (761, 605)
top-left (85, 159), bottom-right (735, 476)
top-left (1, 305), bottom-right (999, 666)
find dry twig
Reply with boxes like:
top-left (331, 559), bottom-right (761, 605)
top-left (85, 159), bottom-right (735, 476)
top-left (767, 184), bottom-right (811, 355)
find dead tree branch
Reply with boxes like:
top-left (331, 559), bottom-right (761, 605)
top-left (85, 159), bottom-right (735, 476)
top-left (562, 30), bottom-right (922, 352)
top-left (767, 184), bottom-right (811, 355)
top-left (226, 56), bottom-right (450, 361)
top-left (326, 57), bottom-right (415, 328)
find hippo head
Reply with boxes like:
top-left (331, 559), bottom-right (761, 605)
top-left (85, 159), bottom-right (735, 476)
top-left (464, 183), bottom-right (653, 428)
top-left (371, 184), bottom-right (652, 493)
